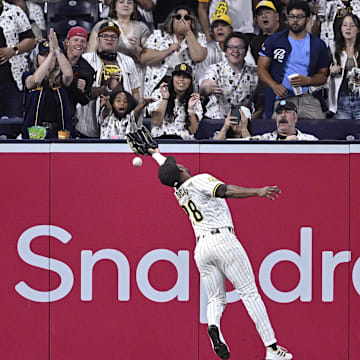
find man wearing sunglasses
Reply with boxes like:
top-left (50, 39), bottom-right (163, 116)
top-left (75, 21), bottom-right (140, 138)
top-left (141, 7), bottom-right (207, 97)
top-left (257, 0), bottom-right (329, 120)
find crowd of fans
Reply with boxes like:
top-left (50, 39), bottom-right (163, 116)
top-left (0, 0), bottom-right (359, 140)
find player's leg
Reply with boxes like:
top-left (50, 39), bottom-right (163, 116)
top-left (222, 235), bottom-right (292, 359)
top-left (194, 239), bottom-right (230, 359)
top-left (195, 236), bottom-right (228, 328)
top-left (199, 266), bottom-right (230, 360)
top-left (223, 236), bottom-right (276, 345)
top-left (201, 266), bottom-right (227, 327)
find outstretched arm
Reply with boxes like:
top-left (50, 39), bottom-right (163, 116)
top-left (198, 2), bottom-right (211, 43)
top-left (217, 184), bottom-right (281, 200)
top-left (148, 147), bottom-right (167, 166)
top-left (133, 97), bottom-right (154, 121)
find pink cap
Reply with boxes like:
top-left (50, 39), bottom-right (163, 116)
top-left (67, 26), bottom-right (88, 40)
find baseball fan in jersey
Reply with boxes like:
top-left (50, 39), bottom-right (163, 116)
top-left (146, 147), bottom-right (293, 360)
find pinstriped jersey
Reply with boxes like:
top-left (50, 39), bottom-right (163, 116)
top-left (174, 173), bottom-right (234, 237)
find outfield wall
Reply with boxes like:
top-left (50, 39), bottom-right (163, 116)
top-left (1, 142), bottom-right (359, 360)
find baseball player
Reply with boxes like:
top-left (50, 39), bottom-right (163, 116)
top-left (148, 147), bottom-right (293, 360)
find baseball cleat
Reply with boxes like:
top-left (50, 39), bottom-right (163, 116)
top-left (265, 345), bottom-right (292, 360)
top-left (207, 325), bottom-right (230, 360)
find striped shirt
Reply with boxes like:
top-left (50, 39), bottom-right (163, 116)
top-left (174, 173), bottom-right (234, 238)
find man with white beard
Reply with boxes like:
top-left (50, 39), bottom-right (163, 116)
top-left (243, 100), bottom-right (318, 140)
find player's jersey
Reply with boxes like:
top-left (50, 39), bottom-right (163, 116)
top-left (173, 173), bottom-right (234, 238)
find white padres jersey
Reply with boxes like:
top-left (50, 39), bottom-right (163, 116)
top-left (174, 173), bottom-right (233, 238)
top-left (176, 172), bottom-right (277, 347)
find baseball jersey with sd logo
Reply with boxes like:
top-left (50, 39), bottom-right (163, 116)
top-left (174, 173), bottom-right (233, 237)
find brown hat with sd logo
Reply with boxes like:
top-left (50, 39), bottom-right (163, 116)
top-left (99, 21), bottom-right (120, 36)
top-left (172, 63), bottom-right (193, 77)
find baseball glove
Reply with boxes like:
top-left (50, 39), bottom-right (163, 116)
top-left (126, 126), bottom-right (158, 155)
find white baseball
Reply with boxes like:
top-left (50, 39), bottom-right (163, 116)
top-left (132, 156), bottom-right (142, 167)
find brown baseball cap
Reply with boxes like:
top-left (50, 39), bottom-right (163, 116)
top-left (99, 21), bottom-right (120, 36)
top-left (172, 63), bottom-right (193, 77)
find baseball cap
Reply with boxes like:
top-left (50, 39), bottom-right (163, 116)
top-left (275, 100), bottom-right (297, 113)
top-left (172, 63), bottom-right (193, 77)
top-left (38, 40), bottom-right (50, 55)
top-left (211, 13), bottom-right (233, 27)
top-left (158, 156), bottom-right (181, 187)
top-left (255, 0), bottom-right (278, 13)
top-left (67, 26), bottom-right (88, 40)
top-left (99, 21), bottom-right (121, 36)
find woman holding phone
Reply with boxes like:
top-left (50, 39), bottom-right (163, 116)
top-left (214, 106), bottom-right (252, 140)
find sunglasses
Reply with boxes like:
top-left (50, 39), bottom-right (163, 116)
top-left (173, 14), bottom-right (192, 21)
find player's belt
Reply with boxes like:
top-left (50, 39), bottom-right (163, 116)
top-left (196, 227), bottom-right (234, 242)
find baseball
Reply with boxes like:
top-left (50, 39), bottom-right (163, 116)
top-left (132, 156), bottom-right (142, 167)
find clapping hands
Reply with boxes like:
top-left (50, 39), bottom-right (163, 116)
top-left (48, 28), bottom-right (60, 53)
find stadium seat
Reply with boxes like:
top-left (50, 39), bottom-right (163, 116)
top-left (0, 118), bottom-right (23, 139)
top-left (46, 0), bottom-right (99, 24)
top-left (194, 118), bottom-right (360, 140)
top-left (47, 17), bottom-right (95, 41)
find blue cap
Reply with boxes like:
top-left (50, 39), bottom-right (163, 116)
top-left (38, 40), bottom-right (50, 55)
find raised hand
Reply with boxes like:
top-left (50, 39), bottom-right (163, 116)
top-left (177, 18), bottom-right (191, 36)
top-left (223, 109), bottom-right (237, 130)
top-left (159, 82), bottom-right (170, 99)
top-left (48, 28), bottom-right (60, 53)
top-left (100, 94), bottom-right (111, 109)
top-left (188, 93), bottom-right (200, 109)
top-left (129, 36), bottom-right (142, 58)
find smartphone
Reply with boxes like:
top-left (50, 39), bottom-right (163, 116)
top-left (230, 106), bottom-right (242, 124)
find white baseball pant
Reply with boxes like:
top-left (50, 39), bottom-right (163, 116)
top-left (194, 228), bottom-right (277, 346)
